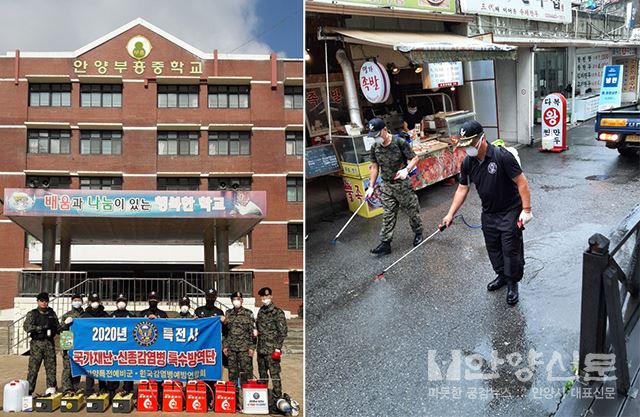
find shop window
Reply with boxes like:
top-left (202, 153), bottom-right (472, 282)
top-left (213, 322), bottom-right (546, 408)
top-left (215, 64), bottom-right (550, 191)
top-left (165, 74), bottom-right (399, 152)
top-left (27, 130), bottom-right (71, 154)
top-left (208, 177), bottom-right (252, 191)
top-left (157, 177), bottom-right (200, 191)
top-left (80, 177), bottom-right (122, 190)
top-left (158, 131), bottom-right (199, 156)
top-left (157, 85), bottom-right (199, 108)
top-left (29, 83), bottom-right (71, 107)
top-left (289, 271), bottom-right (303, 299)
top-left (287, 177), bottom-right (303, 202)
top-left (286, 131), bottom-right (303, 155)
top-left (80, 84), bottom-right (122, 107)
top-left (208, 131), bottom-right (251, 155)
top-left (80, 131), bottom-right (122, 155)
top-left (284, 86), bottom-right (303, 109)
top-left (287, 223), bottom-right (303, 250)
top-left (26, 176), bottom-right (71, 189)
top-left (208, 85), bottom-right (250, 108)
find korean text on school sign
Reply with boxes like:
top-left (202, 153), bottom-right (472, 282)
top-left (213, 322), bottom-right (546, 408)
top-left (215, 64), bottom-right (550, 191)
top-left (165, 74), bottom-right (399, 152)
top-left (3, 189), bottom-right (266, 218)
top-left (69, 317), bottom-right (222, 381)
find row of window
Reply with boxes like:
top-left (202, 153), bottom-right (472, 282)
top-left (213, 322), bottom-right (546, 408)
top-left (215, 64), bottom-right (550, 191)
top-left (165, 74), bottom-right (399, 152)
top-left (29, 83), bottom-right (303, 109)
top-left (27, 130), bottom-right (303, 156)
top-left (25, 175), bottom-right (304, 202)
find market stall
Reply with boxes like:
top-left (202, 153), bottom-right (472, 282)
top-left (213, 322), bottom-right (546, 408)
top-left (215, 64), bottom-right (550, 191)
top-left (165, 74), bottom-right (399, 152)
top-left (310, 27), bottom-right (516, 217)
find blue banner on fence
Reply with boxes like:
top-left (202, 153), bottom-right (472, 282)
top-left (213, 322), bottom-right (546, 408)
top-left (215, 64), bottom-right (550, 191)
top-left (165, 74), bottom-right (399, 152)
top-left (69, 317), bottom-right (222, 381)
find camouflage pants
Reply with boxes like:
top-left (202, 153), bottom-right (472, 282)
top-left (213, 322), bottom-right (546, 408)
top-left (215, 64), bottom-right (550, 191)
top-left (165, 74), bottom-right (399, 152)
top-left (379, 179), bottom-right (423, 242)
top-left (27, 339), bottom-right (57, 393)
top-left (227, 350), bottom-right (253, 388)
top-left (62, 351), bottom-right (81, 392)
top-left (257, 353), bottom-right (282, 403)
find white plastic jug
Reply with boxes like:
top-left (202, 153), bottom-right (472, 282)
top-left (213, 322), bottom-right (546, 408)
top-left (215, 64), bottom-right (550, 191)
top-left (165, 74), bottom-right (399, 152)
top-left (3, 379), bottom-right (28, 412)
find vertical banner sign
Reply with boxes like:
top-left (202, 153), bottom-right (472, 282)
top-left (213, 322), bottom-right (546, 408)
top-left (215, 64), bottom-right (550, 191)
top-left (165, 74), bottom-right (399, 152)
top-left (598, 65), bottom-right (624, 111)
top-left (359, 61), bottom-right (390, 104)
top-left (541, 93), bottom-right (568, 152)
top-left (70, 317), bottom-right (222, 381)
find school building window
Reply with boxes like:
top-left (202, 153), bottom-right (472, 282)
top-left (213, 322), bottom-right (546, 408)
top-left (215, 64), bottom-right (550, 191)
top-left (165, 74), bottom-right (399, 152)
top-left (287, 177), bottom-right (303, 202)
top-left (80, 84), bottom-right (122, 107)
top-left (158, 131), bottom-right (199, 156)
top-left (27, 130), bottom-right (71, 154)
top-left (284, 86), bottom-right (303, 109)
top-left (208, 177), bottom-right (252, 191)
top-left (157, 177), bottom-right (200, 191)
top-left (80, 177), bottom-right (123, 190)
top-left (26, 176), bottom-right (71, 189)
top-left (157, 85), bottom-right (199, 108)
top-left (208, 85), bottom-right (250, 108)
top-left (29, 83), bottom-right (71, 107)
top-left (289, 271), bottom-right (303, 299)
top-left (80, 131), bottom-right (122, 155)
top-left (288, 223), bottom-right (303, 250)
top-left (286, 131), bottom-right (303, 155)
top-left (208, 131), bottom-right (250, 155)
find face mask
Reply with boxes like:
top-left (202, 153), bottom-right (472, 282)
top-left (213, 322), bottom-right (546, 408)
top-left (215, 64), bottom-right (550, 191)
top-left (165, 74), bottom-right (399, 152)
top-left (180, 306), bottom-right (189, 314)
top-left (261, 299), bottom-right (272, 306)
top-left (90, 302), bottom-right (99, 309)
top-left (117, 302), bottom-right (127, 310)
top-left (232, 300), bottom-right (242, 308)
top-left (407, 107), bottom-right (418, 115)
top-left (465, 136), bottom-right (482, 157)
top-left (374, 136), bottom-right (384, 145)
top-left (72, 301), bottom-right (82, 309)
top-left (149, 301), bottom-right (158, 309)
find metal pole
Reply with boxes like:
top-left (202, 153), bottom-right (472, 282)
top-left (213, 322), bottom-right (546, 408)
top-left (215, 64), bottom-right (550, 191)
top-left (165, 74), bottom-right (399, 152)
top-left (571, 46), bottom-right (577, 125)
top-left (325, 40), bottom-right (333, 143)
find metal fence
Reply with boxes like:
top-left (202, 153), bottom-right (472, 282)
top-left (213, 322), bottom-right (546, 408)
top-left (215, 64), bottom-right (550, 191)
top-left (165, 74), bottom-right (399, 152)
top-left (579, 203), bottom-right (640, 395)
top-left (184, 272), bottom-right (253, 296)
top-left (19, 271), bottom-right (88, 296)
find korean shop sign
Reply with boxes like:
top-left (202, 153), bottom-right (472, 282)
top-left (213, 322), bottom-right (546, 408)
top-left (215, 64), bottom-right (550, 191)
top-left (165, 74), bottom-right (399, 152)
top-left (313, 0), bottom-right (455, 13)
top-left (460, 0), bottom-right (572, 24)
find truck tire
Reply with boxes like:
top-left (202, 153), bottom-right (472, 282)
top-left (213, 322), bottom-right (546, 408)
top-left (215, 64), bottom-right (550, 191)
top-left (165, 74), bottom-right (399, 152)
top-left (618, 147), bottom-right (638, 157)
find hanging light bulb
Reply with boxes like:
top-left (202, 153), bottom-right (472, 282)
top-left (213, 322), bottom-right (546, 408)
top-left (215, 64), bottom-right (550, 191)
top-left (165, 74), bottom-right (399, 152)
top-left (415, 65), bottom-right (423, 74)
top-left (450, 86), bottom-right (456, 91)
top-left (304, 49), bottom-right (311, 62)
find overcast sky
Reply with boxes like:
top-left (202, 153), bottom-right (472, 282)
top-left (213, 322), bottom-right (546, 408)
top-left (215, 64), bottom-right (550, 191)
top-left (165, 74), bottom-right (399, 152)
top-left (0, 0), bottom-right (303, 57)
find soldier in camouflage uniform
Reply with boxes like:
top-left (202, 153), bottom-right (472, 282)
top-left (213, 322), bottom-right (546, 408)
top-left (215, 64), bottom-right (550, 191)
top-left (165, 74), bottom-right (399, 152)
top-left (60, 293), bottom-right (84, 394)
top-left (23, 292), bottom-right (59, 395)
top-left (255, 287), bottom-right (288, 411)
top-left (223, 291), bottom-right (255, 398)
top-left (367, 118), bottom-right (423, 255)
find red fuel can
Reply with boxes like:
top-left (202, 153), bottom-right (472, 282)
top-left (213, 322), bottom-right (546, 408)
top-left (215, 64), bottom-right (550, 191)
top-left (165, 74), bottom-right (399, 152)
top-left (214, 381), bottom-right (236, 413)
top-left (185, 381), bottom-right (207, 413)
top-left (137, 380), bottom-right (158, 412)
top-left (162, 380), bottom-right (183, 412)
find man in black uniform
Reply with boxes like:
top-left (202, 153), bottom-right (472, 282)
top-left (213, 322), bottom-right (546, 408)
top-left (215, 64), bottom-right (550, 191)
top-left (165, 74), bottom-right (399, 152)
top-left (177, 297), bottom-right (193, 318)
top-left (139, 291), bottom-right (168, 318)
top-left (442, 120), bottom-right (532, 305)
top-left (194, 288), bottom-right (225, 318)
top-left (110, 294), bottom-right (134, 394)
top-left (81, 293), bottom-right (110, 395)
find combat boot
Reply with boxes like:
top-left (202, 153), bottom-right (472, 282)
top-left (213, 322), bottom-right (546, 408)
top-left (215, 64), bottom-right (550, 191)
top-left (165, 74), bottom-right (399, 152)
top-left (370, 241), bottom-right (391, 255)
top-left (506, 280), bottom-right (519, 305)
top-left (413, 232), bottom-right (423, 247)
top-left (487, 275), bottom-right (508, 291)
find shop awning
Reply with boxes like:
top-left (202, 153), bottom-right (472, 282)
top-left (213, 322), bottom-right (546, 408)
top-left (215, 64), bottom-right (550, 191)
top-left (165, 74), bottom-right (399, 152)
top-left (492, 36), bottom-right (639, 49)
top-left (321, 27), bottom-right (517, 63)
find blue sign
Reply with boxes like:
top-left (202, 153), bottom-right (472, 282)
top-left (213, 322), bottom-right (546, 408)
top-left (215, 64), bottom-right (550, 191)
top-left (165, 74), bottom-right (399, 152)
top-left (70, 317), bottom-right (222, 381)
top-left (598, 65), bottom-right (624, 111)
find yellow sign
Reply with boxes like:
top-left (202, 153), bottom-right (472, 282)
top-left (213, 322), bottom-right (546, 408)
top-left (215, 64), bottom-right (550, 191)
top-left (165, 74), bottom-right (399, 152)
top-left (126, 35), bottom-right (152, 60)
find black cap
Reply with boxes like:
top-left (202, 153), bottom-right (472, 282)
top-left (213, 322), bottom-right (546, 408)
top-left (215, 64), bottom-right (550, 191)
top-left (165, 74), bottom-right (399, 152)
top-left (458, 120), bottom-right (484, 144)
top-left (148, 291), bottom-right (159, 301)
top-left (367, 118), bottom-right (386, 137)
top-left (36, 292), bottom-right (49, 302)
top-left (231, 291), bottom-right (243, 299)
top-left (71, 293), bottom-right (82, 301)
top-left (206, 288), bottom-right (217, 298)
top-left (88, 293), bottom-right (100, 302)
top-left (179, 297), bottom-right (190, 306)
top-left (258, 287), bottom-right (272, 296)
top-left (116, 294), bottom-right (127, 302)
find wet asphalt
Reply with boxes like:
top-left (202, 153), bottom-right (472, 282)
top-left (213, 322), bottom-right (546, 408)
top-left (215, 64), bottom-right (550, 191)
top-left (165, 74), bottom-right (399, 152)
top-left (305, 121), bottom-right (640, 417)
